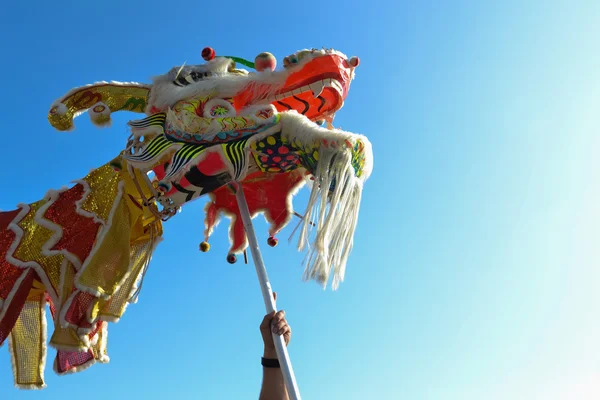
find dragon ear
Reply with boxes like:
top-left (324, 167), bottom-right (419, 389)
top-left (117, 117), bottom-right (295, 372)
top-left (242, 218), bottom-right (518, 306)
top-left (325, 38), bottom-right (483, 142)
top-left (48, 81), bottom-right (151, 131)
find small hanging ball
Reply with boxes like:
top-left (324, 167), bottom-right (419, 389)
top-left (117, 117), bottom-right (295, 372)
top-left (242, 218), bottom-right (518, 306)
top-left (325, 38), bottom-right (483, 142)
top-left (255, 52), bottom-right (277, 72)
top-left (157, 181), bottom-right (171, 194)
top-left (348, 56), bottom-right (360, 67)
top-left (202, 47), bottom-right (216, 61)
top-left (267, 236), bottom-right (279, 247)
top-left (199, 241), bottom-right (210, 252)
top-left (227, 253), bottom-right (237, 264)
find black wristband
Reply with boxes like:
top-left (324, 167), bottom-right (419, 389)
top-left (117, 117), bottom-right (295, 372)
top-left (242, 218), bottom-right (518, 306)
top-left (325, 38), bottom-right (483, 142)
top-left (261, 357), bottom-right (280, 368)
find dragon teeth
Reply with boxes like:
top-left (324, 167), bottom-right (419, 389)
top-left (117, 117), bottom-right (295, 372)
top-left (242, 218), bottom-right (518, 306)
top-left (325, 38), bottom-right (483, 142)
top-left (310, 82), bottom-right (325, 98)
top-left (266, 79), bottom-right (342, 102)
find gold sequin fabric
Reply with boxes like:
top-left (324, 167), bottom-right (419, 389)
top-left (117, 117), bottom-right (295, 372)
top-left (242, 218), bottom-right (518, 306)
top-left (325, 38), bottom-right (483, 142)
top-left (48, 83), bottom-right (150, 131)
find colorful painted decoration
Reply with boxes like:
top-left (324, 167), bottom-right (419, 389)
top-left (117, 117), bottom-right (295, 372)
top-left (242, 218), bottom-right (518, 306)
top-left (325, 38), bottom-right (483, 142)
top-left (0, 47), bottom-right (373, 389)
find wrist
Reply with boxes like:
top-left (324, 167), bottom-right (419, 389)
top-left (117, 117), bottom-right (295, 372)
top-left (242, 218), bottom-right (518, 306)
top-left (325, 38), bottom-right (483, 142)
top-left (263, 347), bottom-right (277, 359)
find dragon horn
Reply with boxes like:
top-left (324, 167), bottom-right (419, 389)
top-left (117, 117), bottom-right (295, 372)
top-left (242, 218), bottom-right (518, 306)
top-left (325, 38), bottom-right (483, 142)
top-left (48, 81), bottom-right (152, 131)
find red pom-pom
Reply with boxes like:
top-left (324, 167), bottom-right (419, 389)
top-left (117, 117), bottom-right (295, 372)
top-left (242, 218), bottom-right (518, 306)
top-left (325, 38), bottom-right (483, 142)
top-left (267, 236), bottom-right (278, 247)
top-left (255, 52), bottom-right (277, 72)
top-left (202, 47), bottom-right (215, 61)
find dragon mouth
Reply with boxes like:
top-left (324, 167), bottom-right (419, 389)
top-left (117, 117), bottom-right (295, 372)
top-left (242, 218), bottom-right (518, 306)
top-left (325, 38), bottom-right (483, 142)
top-left (266, 76), bottom-right (345, 121)
top-left (234, 52), bottom-right (357, 122)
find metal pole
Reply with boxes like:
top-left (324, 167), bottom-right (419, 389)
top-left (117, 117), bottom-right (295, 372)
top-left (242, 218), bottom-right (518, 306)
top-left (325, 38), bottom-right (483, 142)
top-left (233, 182), bottom-right (302, 400)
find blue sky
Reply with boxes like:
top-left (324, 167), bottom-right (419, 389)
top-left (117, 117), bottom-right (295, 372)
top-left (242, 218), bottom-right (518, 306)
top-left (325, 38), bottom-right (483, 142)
top-left (1, 0), bottom-right (600, 399)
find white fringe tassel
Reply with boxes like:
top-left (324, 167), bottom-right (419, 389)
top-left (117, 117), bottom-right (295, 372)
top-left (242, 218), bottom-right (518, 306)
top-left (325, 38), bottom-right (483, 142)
top-left (279, 111), bottom-right (372, 290)
top-left (297, 145), bottom-right (364, 290)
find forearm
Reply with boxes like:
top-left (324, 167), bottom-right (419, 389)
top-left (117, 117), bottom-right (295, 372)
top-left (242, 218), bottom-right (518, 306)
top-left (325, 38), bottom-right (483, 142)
top-left (259, 348), bottom-right (289, 400)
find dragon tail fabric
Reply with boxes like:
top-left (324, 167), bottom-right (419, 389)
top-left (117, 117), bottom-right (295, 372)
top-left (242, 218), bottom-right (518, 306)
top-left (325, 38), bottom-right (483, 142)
top-left (0, 160), bottom-right (163, 388)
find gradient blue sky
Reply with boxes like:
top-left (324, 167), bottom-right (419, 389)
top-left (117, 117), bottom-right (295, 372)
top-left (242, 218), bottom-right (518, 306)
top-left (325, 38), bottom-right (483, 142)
top-left (1, 1), bottom-right (600, 399)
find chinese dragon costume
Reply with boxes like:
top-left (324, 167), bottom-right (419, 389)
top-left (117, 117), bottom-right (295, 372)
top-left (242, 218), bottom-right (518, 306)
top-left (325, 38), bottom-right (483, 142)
top-left (0, 47), bottom-right (373, 388)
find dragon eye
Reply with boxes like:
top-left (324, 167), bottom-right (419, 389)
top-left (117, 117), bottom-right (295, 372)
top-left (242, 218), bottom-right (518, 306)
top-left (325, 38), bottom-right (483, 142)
top-left (296, 50), bottom-right (311, 61)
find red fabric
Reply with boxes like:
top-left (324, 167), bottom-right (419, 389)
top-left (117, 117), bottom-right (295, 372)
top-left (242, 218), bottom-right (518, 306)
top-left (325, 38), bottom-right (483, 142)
top-left (48, 299), bottom-right (102, 373)
top-left (0, 209), bottom-right (22, 299)
top-left (62, 291), bottom-right (95, 329)
top-left (0, 269), bottom-right (35, 346)
top-left (206, 171), bottom-right (305, 253)
top-left (45, 185), bottom-right (101, 264)
top-left (155, 151), bottom-right (229, 197)
top-left (55, 349), bottom-right (95, 373)
top-left (0, 208), bottom-right (36, 346)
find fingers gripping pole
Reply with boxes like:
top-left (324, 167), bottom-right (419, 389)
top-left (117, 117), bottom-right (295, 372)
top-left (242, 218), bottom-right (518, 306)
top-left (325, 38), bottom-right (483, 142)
top-left (233, 182), bottom-right (302, 400)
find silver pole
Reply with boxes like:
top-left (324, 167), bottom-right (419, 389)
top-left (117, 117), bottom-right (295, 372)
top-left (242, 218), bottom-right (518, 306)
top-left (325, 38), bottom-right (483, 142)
top-left (233, 182), bottom-right (302, 400)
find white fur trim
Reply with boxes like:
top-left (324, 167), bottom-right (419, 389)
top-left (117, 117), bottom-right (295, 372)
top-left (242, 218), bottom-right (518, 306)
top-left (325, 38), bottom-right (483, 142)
top-left (53, 103), bottom-right (68, 116)
top-left (148, 66), bottom-right (285, 112)
top-left (89, 102), bottom-right (112, 128)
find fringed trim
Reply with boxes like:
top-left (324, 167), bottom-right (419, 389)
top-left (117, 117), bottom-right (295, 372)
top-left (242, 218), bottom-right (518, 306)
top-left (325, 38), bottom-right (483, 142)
top-left (48, 341), bottom-right (90, 353)
top-left (52, 355), bottom-right (97, 377)
top-left (297, 147), bottom-right (364, 289)
top-left (39, 297), bottom-right (48, 388)
top-left (14, 383), bottom-right (47, 390)
top-left (278, 110), bottom-right (372, 290)
top-left (98, 321), bottom-right (110, 363)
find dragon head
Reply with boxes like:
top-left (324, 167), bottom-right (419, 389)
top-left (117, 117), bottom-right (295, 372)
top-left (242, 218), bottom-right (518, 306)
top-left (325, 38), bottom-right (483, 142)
top-left (48, 47), bottom-right (358, 131)
top-left (147, 47), bottom-right (358, 124)
top-left (47, 47), bottom-right (371, 290)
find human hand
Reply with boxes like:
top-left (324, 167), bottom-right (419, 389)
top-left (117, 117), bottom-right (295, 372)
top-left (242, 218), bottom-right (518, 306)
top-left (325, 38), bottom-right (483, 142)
top-left (260, 292), bottom-right (292, 359)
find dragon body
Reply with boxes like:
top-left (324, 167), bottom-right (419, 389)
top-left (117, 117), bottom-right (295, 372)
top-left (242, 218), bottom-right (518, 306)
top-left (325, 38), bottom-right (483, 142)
top-left (0, 47), bottom-right (372, 388)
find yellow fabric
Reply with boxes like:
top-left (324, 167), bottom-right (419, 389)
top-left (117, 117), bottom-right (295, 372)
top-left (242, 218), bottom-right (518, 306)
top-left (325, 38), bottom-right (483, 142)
top-left (98, 235), bottom-right (156, 320)
top-left (13, 200), bottom-right (63, 300)
top-left (48, 83), bottom-right (149, 131)
top-left (78, 164), bottom-right (123, 224)
top-left (75, 159), bottom-right (162, 298)
top-left (9, 293), bottom-right (46, 388)
top-left (50, 261), bottom-right (88, 351)
top-left (76, 196), bottom-right (132, 297)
